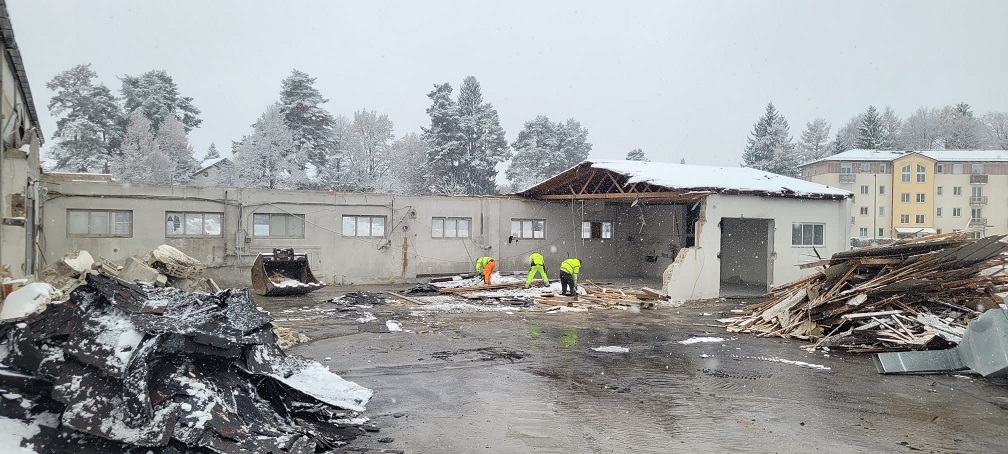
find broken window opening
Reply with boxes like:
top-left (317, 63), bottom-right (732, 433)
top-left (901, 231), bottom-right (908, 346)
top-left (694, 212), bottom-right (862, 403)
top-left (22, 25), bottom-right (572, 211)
top-left (254, 213), bottom-right (306, 238)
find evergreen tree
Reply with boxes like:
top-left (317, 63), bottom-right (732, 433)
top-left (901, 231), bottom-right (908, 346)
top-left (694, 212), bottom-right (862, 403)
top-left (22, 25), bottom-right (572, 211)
top-left (113, 110), bottom-right (172, 185)
top-left (741, 103), bottom-right (799, 176)
top-left (879, 106), bottom-right (902, 150)
top-left (279, 70), bottom-right (337, 172)
top-left (203, 142), bottom-right (221, 161)
top-left (856, 105), bottom-right (884, 149)
top-left (231, 104), bottom-right (304, 189)
top-left (942, 102), bottom-right (981, 149)
top-left (797, 118), bottom-right (831, 162)
top-left (455, 76), bottom-right (510, 194)
top-left (421, 83), bottom-right (465, 194)
top-left (120, 70), bottom-right (201, 132)
top-left (156, 116), bottom-right (198, 184)
top-left (626, 148), bottom-right (648, 161)
top-left (45, 64), bottom-right (125, 172)
top-left (507, 116), bottom-right (592, 189)
top-left (832, 114), bottom-right (862, 154)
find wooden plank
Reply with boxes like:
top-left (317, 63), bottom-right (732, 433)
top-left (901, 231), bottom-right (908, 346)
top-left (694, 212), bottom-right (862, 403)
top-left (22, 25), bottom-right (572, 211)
top-left (840, 310), bottom-right (903, 320)
top-left (388, 292), bottom-right (427, 305)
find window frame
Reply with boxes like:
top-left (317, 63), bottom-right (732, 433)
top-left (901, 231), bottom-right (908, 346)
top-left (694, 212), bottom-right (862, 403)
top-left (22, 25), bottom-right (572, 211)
top-left (790, 222), bottom-right (825, 247)
top-left (879, 185), bottom-right (886, 195)
top-left (859, 163), bottom-right (870, 173)
top-left (900, 214), bottom-right (910, 223)
top-left (859, 206), bottom-right (869, 216)
top-left (879, 206), bottom-right (886, 216)
top-left (253, 213), bottom-right (306, 238)
top-left (916, 164), bottom-right (926, 183)
top-left (840, 163), bottom-right (852, 174)
top-left (165, 211), bottom-right (224, 238)
top-left (431, 216), bottom-right (472, 239)
top-left (879, 163), bottom-right (887, 173)
top-left (581, 221), bottom-right (614, 239)
top-left (901, 164), bottom-right (911, 182)
top-left (953, 208), bottom-right (962, 217)
top-left (341, 214), bottom-right (386, 238)
top-left (936, 163), bottom-right (944, 174)
top-left (936, 207), bottom-right (942, 217)
top-left (860, 185), bottom-right (869, 195)
top-left (916, 193), bottom-right (925, 203)
top-left (900, 193), bottom-right (910, 203)
top-left (859, 227), bottom-right (868, 237)
top-left (511, 218), bottom-right (547, 240)
top-left (67, 209), bottom-right (133, 238)
top-left (953, 186), bottom-right (962, 196)
top-left (915, 214), bottom-right (925, 224)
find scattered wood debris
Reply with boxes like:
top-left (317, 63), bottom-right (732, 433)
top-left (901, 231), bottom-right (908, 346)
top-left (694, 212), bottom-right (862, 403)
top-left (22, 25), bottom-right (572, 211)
top-left (722, 231), bottom-right (1008, 352)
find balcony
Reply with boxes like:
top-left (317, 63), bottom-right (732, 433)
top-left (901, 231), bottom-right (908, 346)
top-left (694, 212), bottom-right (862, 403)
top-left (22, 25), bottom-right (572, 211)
top-left (970, 196), bottom-right (988, 205)
top-left (839, 174), bottom-right (856, 184)
top-left (970, 174), bottom-right (988, 184)
top-left (969, 218), bottom-right (987, 227)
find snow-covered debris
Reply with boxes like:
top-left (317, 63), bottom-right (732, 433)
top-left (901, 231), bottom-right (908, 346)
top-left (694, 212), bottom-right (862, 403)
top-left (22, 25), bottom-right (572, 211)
top-left (592, 346), bottom-right (629, 353)
top-left (0, 274), bottom-right (372, 451)
top-left (678, 336), bottom-right (726, 345)
top-left (0, 283), bottom-right (56, 320)
top-left (385, 320), bottom-right (403, 332)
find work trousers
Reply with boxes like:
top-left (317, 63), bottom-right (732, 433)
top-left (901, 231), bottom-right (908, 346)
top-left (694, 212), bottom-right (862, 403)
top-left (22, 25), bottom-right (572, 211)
top-left (482, 260), bottom-right (496, 284)
top-left (560, 271), bottom-right (576, 296)
top-left (526, 265), bottom-right (547, 287)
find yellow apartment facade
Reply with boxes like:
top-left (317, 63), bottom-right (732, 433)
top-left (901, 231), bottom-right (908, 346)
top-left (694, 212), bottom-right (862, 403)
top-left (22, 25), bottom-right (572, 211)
top-left (800, 149), bottom-right (1008, 240)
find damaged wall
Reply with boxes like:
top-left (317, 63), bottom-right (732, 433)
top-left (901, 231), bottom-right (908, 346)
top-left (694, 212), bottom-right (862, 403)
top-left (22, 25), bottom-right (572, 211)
top-left (664, 194), bottom-right (851, 301)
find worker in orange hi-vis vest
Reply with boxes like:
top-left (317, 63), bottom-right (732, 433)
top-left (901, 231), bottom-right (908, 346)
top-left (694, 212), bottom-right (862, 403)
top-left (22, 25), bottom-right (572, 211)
top-left (476, 256), bottom-right (496, 284)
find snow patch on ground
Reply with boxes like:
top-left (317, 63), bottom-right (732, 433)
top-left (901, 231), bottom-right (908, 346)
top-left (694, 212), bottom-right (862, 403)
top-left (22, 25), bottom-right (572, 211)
top-left (356, 312), bottom-right (377, 323)
top-left (733, 354), bottom-right (831, 371)
top-left (434, 273), bottom-right (523, 289)
top-left (592, 346), bottom-right (629, 353)
top-left (410, 303), bottom-right (516, 316)
top-left (272, 362), bottom-right (373, 412)
top-left (385, 320), bottom-right (402, 332)
top-left (678, 337), bottom-right (725, 345)
top-left (0, 415), bottom-right (41, 453)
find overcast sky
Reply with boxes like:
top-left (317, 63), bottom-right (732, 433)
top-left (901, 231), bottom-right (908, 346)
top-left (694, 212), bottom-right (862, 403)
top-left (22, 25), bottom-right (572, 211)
top-left (8, 0), bottom-right (1008, 168)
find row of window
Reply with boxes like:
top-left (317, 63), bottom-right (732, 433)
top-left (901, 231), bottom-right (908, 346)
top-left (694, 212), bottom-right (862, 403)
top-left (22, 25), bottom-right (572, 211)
top-left (858, 206), bottom-right (979, 219)
top-left (841, 163), bottom-right (887, 174)
top-left (841, 162), bottom-right (986, 175)
top-left (858, 185), bottom-right (979, 198)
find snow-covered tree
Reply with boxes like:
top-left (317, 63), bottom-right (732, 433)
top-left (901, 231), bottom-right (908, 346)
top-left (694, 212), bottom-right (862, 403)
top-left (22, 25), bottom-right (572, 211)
top-left (156, 116), bottom-right (198, 184)
top-left (230, 104), bottom-right (304, 189)
top-left (120, 70), bottom-right (201, 132)
top-left (941, 103), bottom-right (981, 149)
top-left (279, 70), bottom-right (337, 172)
top-left (900, 107), bottom-right (943, 150)
top-left (879, 106), bottom-right (902, 150)
top-left (422, 83), bottom-right (464, 192)
top-left (626, 148), bottom-right (649, 161)
top-left (203, 142), bottom-right (221, 161)
top-left (797, 118), bottom-right (831, 162)
top-left (831, 114), bottom-right (862, 154)
top-left (113, 110), bottom-right (172, 185)
top-left (342, 110), bottom-right (395, 191)
top-left (386, 133), bottom-right (430, 195)
top-left (45, 64), bottom-right (125, 172)
top-left (856, 105), bottom-right (885, 150)
top-left (741, 103), bottom-right (798, 177)
top-left (980, 111), bottom-right (1008, 150)
top-left (315, 115), bottom-right (354, 190)
top-left (507, 115), bottom-right (593, 189)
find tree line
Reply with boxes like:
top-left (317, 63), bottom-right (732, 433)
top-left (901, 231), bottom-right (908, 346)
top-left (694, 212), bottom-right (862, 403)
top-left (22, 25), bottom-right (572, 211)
top-left (44, 65), bottom-right (599, 194)
top-left (743, 102), bottom-right (1008, 177)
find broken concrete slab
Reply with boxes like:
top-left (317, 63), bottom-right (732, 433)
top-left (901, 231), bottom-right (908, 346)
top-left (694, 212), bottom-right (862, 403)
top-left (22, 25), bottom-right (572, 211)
top-left (119, 256), bottom-right (161, 284)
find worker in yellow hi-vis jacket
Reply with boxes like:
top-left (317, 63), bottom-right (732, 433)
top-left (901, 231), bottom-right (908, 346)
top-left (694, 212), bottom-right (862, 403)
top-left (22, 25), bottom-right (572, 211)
top-left (525, 252), bottom-right (548, 288)
top-left (560, 257), bottom-right (581, 297)
top-left (475, 256), bottom-right (495, 284)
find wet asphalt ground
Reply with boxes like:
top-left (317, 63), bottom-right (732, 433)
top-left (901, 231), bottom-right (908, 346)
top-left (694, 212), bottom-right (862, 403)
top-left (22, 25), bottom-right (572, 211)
top-left (262, 286), bottom-right (1008, 454)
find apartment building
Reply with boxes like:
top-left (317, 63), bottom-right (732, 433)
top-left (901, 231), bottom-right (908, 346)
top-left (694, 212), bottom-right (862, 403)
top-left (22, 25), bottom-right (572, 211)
top-left (801, 149), bottom-right (1008, 240)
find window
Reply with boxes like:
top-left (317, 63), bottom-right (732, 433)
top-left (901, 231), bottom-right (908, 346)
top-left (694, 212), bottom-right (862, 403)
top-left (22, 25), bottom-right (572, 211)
top-left (791, 223), bottom-right (824, 247)
top-left (512, 219), bottom-right (546, 239)
top-left (166, 212), bottom-right (223, 237)
top-left (936, 208), bottom-right (942, 217)
top-left (916, 214), bottom-right (925, 224)
top-left (879, 228), bottom-right (885, 237)
top-left (581, 221), bottom-right (613, 239)
top-left (901, 164), bottom-right (911, 182)
top-left (840, 163), bottom-right (852, 174)
top-left (341, 215), bottom-right (384, 237)
top-left (900, 214), bottom-right (910, 223)
top-left (953, 186), bottom-right (962, 196)
top-left (936, 164), bottom-right (944, 173)
top-left (953, 208), bottom-right (962, 217)
top-left (971, 186), bottom-right (983, 197)
top-left (254, 213), bottom-right (306, 238)
top-left (859, 227), bottom-right (868, 237)
top-left (67, 209), bottom-right (132, 237)
top-left (972, 164), bottom-right (984, 175)
top-left (916, 164), bottom-right (926, 183)
top-left (916, 193), bottom-right (925, 203)
top-left (953, 163), bottom-right (963, 174)
top-left (860, 185), bottom-right (869, 194)
top-left (859, 163), bottom-right (870, 173)
top-left (971, 208), bottom-right (983, 219)
top-left (431, 217), bottom-right (471, 238)
top-left (879, 206), bottom-right (886, 216)
top-left (879, 163), bottom-right (887, 173)
top-left (937, 186), bottom-right (943, 196)
top-left (879, 185), bottom-right (886, 195)
top-left (900, 193), bottom-right (910, 203)
top-left (859, 206), bottom-right (868, 215)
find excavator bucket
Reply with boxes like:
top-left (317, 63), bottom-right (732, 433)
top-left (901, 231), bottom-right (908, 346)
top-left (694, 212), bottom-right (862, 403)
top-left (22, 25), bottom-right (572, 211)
top-left (251, 248), bottom-right (325, 296)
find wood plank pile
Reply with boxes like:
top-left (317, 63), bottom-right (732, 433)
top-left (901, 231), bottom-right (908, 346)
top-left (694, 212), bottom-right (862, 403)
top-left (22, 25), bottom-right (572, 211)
top-left (722, 231), bottom-right (1008, 352)
top-left (437, 280), bottom-right (548, 294)
top-left (533, 282), bottom-right (666, 309)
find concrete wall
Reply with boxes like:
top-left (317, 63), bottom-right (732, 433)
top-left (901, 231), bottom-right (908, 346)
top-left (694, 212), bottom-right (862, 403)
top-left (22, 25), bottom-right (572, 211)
top-left (665, 194), bottom-right (851, 301)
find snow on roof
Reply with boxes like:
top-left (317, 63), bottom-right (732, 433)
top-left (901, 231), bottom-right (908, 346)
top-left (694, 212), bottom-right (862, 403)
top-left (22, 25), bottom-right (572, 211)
top-left (807, 149), bottom-right (1008, 165)
top-left (193, 157), bottom-right (229, 174)
top-left (895, 227), bottom-right (937, 234)
top-left (585, 160), bottom-right (851, 198)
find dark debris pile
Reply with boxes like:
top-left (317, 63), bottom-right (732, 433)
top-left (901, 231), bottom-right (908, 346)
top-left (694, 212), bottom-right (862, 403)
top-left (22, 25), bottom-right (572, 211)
top-left (0, 273), bottom-right (372, 453)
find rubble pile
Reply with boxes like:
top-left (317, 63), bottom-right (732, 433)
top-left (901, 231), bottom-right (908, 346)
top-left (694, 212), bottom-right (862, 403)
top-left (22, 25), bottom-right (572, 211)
top-left (723, 232), bottom-right (1008, 352)
top-left (0, 273), bottom-right (372, 452)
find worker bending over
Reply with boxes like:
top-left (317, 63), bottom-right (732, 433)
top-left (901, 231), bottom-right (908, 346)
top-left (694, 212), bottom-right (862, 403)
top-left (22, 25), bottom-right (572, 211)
top-left (560, 257), bottom-right (581, 297)
top-left (476, 256), bottom-right (495, 284)
top-left (526, 252), bottom-right (548, 288)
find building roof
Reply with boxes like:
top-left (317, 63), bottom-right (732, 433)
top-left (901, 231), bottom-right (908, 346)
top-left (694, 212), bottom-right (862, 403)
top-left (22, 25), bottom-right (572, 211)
top-left (804, 149), bottom-right (1008, 166)
top-left (520, 160), bottom-right (852, 201)
top-left (193, 157), bottom-right (230, 175)
top-left (0, 1), bottom-right (43, 143)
